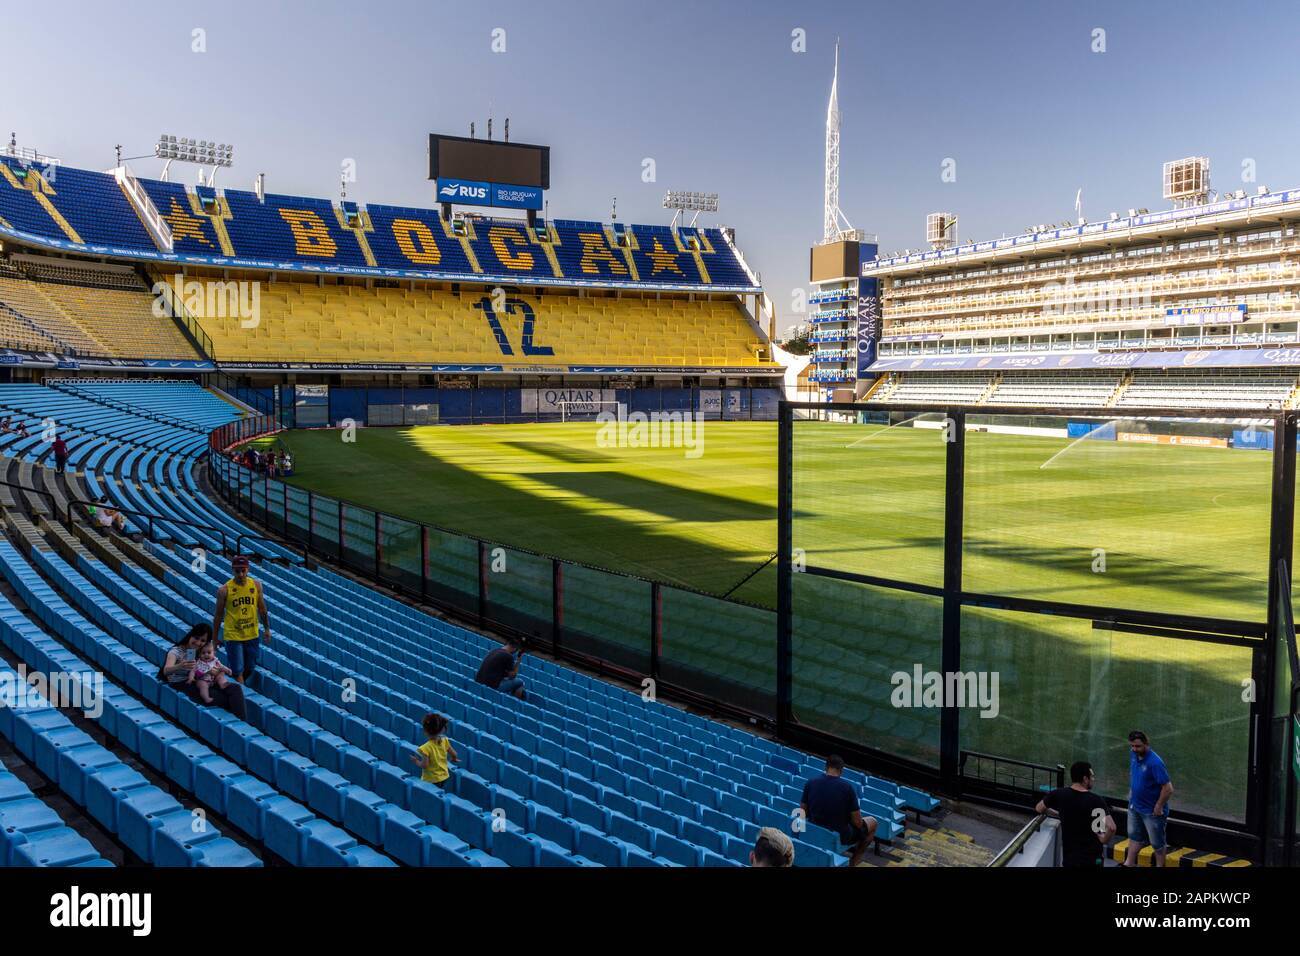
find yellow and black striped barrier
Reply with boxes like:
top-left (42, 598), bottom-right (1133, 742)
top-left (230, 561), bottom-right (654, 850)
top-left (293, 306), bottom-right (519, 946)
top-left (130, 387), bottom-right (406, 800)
top-left (1109, 839), bottom-right (1252, 867)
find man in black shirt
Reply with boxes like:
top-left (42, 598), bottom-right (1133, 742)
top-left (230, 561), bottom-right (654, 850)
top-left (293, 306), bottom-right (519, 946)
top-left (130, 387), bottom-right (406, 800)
top-left (475, 638), bottom-right (526, 700)
top-left (1036, 761), bottom-right (1115, 868)
top-left (799, 754), bottom-right (877, 866)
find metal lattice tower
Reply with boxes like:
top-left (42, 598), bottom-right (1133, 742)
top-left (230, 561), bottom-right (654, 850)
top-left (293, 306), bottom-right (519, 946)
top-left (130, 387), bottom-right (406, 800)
top-left (823, 41), bottom-right (841, 242)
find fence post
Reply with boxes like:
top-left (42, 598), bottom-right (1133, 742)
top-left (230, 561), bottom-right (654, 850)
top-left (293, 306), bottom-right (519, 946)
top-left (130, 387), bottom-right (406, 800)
top-left (650, 581), bottom-right (661, 683)
top-left (1258, 410), bottom-right (1298, 842)
top-left (552, 559), bottom-right (563, 656)
top-left (306, 491), bottom-right (315, 557)
top-left (775, 401), bottom-right (793, 738)
top-left (477, 540), bottom-right (488, 625)
top-left (939, 408), bottom-right (967, 795)
top-left (375, 511), bottom-right (383, 581)
top-left (420, 524), bottom-right (429, 603)
top-left (337, 499), bottom-right (345, 562)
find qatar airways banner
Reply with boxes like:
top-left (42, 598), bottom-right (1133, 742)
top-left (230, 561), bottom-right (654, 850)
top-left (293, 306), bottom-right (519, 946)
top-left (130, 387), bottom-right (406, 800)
top-left (856, 242), bottom-right (881, 378)
top-left (522, 387), bottom-right (616, 414)
top-left (868, 346), bottom-right (1300, 373)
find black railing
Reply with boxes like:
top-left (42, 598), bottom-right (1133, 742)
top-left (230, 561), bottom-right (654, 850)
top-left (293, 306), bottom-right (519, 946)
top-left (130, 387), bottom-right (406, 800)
top-left (987, 813), bottom-right (1050, 867)
top-left (208, 372), bottom-right (275, 416)
top-left (1270, 560), bottom-right (1300, 866)
top-left (959, 751), bottom-right (1065, 798)
top-left (779, 401), bottom-right (1298, 858)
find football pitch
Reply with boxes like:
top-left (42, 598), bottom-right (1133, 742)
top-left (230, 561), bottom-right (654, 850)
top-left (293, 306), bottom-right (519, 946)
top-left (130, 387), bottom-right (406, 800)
top-left (248, 419), bottom-right (1282, 819)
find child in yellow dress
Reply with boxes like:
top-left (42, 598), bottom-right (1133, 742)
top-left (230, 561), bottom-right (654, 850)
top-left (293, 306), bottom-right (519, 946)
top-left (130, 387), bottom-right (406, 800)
top-left (411, 713), bottom-right (459, 789)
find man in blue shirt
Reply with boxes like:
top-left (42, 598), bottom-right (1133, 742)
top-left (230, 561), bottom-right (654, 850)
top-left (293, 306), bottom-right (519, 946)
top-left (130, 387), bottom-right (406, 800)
top-left (800, 755), bottom-right (878, 866)
top-left (1124, 730), bottom-right (1173, 867)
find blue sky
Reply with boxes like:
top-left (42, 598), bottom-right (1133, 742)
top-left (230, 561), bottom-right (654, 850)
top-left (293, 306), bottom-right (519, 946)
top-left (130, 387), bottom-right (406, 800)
top-left (5, 0), bottom-right (1298, 334)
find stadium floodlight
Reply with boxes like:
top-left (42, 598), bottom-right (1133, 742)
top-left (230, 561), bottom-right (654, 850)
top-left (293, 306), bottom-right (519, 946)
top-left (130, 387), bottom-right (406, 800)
top-left (155, 133), bottom-right (234, 183)
top-left (663, 190), bottom-right (719, 228)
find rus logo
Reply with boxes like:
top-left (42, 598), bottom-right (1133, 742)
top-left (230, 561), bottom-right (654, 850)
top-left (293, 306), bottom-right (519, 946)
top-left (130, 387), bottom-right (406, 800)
top-left (440, 183), bottom-right (487, 200)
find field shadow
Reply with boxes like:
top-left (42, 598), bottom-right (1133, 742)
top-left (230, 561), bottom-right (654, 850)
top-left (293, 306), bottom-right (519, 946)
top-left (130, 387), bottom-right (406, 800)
top-left (527, 469), bottom-right (771, 524)
top-left (501, 441), bottom-right (617, 466)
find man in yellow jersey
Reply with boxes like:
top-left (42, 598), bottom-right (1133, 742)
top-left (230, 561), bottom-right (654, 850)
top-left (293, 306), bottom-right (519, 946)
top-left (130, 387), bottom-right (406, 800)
top-left (212, 555), bottom-right (271, 684)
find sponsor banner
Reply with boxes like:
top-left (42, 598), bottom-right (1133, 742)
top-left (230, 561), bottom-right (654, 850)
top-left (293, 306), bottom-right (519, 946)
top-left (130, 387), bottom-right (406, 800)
top-left (522, 387), bottom-right (615, 414)
top-left (437, 179), bottom-right (543, 210)
top-left (809, 289), bottom-right (854, 304)
top-left (568, 365), bottom-right (780, 375)
top-left (1166, 304), bottom-right (1247, 326)
top-left (1117, 432), bottom-right (1228, 448)
top-left (491, 183), bottom-right (544, 210)
top-left (436, 177), bottom-right (491, 205)
top-left (1233, 429), bottom-right (1274, 451)
top-left (856, 244), bottom-right (881, 378)
top-left (209, 361), bottom-right (779, 375)
top-left (869, 346), bottom-right (1300, 373)
top-left (881, 333), bottom-right (943, 343)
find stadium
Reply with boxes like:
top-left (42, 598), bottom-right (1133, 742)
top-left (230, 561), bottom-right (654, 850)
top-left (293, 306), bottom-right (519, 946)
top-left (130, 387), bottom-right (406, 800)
top-left (0, 4), bottom-right (1294, 933)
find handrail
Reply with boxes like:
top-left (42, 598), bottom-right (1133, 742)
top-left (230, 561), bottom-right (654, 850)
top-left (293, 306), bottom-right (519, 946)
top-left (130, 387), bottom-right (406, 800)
top-left (1276, 560), bottom-right (1300, 694)
top-left (65, 492), bottom-right (278, 558)
top-left (987, 813), bottom-right (1049, 867)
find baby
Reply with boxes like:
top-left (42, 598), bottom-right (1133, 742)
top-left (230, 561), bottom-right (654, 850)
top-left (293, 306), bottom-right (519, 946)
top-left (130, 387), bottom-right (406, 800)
top-left (188, 641), bottom-right (233, 703)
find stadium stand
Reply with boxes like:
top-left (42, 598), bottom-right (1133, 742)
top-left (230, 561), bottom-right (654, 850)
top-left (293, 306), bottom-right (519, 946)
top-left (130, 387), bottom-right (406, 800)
top-left (0, 739), bottom-right (114, 867)
top-left (0, 158), bottom-right (757, 292)
top-left (874, 371), bottom-right (993, 405)
top-left (986, 371), bottom-right (1123, 407)
top-left (1115, 368), bottom-right (1299, 410)
top-left (0, 381), bottom-right (939, 866)
top-left (0, 258), bottom-right (201, 360)
top-left (192, 280), bottom-right (770, 366)
top-left (869, 368), bottom-right (1300, 409)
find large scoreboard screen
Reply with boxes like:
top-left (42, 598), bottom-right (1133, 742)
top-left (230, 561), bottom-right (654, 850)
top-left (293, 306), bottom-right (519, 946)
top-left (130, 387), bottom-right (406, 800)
top-left (428, 134), bottom-right (550, 190)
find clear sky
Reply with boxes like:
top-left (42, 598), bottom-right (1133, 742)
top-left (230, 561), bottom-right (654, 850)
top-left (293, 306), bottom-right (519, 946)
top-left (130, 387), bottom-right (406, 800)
top-left (5, 0), bottom-right (1298, 334)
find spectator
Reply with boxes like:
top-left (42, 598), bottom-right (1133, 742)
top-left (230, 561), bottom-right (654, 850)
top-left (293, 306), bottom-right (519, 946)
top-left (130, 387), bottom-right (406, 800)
top-left (1036, 761), bottom-right (1115, 868)
top-left (0, 415), bottom-right (10, 433)
top-left (800, 754), bottom-right (877, 866)
top-left (51, 434), bottom-right (68, 475)
top-left (1124, 731), bottom-right (1173, 867)
top-left (212, 555), bottom-right (271, 684)
top-left (105, 505), bottom-right (126, 532)
top-left (410, 713), bottom-right (459, 789)
top-left (475, 637), bottom-right (527, 700)
top-left (749, 826), bottom-right (795, 867)
top-left (187, 639), bottom-right (235, 705)
top-left (16, 422), bottom-right (28, 439)
top-left (159, 624), bottom-right (246, 720)
top-left (94, 497), bottom-right (124, 532)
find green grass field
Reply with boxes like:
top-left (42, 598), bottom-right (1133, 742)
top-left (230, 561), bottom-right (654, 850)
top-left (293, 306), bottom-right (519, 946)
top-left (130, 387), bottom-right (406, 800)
top-left (246, 419), bottom-right (1284, 819)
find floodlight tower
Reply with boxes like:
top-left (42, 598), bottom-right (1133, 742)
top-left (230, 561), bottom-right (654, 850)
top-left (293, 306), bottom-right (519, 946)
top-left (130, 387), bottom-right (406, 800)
top-left (663, 190), bottom-right (719, 229)
top-left (823, 40), bottom-right (859, 242)
top-left (155, 134), bottom-right (234, 185)
top-left (1163, 156), bottom-right (1211, 209)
